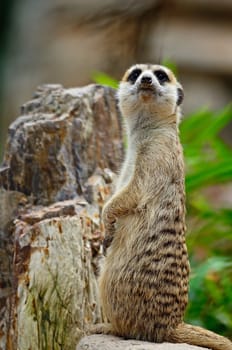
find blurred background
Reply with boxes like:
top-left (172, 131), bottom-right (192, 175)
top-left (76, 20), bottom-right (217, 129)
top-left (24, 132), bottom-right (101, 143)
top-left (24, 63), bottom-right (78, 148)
top-left (0, 0), bottom-right (232, 338)
top-left (1, 0), bottom-right (232, 158)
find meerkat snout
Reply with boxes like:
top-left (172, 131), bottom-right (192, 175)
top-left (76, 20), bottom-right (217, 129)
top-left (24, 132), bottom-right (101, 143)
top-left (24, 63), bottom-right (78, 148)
top-left (137, 69), bottom-right (170, 91)
top-left (139, 73), bottom-right (156, 94)
top-left (141, 76), bottom-right (152, 85)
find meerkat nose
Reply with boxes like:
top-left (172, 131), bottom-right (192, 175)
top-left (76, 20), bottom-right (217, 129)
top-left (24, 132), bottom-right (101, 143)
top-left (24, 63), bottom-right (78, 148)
top-left (141, 76), bottom-right (152, 85)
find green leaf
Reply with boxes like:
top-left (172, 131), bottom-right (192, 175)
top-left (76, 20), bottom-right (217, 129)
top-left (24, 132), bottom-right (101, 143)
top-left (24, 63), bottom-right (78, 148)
top-left (196, 105), bottom-right (232, 143)
top-left (161, 59), bottom-right (178, 76)
top-left (92, 72), bottom-right (118, 89)
top-left (186, 160), bottom-right (232, 191)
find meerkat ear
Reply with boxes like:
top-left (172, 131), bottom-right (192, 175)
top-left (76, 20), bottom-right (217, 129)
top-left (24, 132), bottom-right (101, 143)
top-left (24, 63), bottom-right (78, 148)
top-left (177, 87), bottom-right (184, 106)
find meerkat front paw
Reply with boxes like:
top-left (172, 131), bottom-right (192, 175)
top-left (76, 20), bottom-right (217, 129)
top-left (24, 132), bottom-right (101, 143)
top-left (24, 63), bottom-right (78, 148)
top-left (102, 201), bottom-right (117, 250)
top-left (102, 202), bottom-right (116, 227)
top-left (103, 234), bottom-right (114, 251)
top-left (129, 203), bottom-right (147, 215)
top-left (104, 218), bottom-right (116, 239)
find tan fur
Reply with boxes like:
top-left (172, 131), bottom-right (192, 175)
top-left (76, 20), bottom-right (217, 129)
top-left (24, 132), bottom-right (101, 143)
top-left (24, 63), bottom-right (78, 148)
top-left (95, 64), bottom-right (232, 350)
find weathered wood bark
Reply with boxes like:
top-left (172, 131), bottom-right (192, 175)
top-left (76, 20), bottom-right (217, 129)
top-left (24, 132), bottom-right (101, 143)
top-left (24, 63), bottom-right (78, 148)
top-left (0, 84), bottom-right (123, 350)
top-left (1, 84), bottom-right (122, 204)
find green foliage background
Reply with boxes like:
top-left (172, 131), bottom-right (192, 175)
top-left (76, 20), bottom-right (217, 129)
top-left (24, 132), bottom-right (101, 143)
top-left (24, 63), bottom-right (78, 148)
top-left (93, 72), bottom-right (232, 337)
top-left (180, 107), bottom-right (232, 337)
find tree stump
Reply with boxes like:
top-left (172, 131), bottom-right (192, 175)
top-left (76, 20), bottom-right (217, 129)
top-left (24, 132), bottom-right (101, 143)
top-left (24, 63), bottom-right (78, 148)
top-left (0, 84), bottom-right (123, 350)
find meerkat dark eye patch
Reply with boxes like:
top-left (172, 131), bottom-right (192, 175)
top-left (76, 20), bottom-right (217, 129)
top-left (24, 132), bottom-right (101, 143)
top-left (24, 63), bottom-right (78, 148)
top-left (127, 68), bottom-right (142, 84)
top-left (154, 70), bottom-right (170, 84)
top-left (177, 87), bottom-right (184, 105)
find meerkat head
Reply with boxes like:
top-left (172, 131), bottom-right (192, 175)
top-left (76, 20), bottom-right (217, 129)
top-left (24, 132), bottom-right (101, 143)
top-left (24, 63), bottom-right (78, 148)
top-left (118, 64), bottom-right (184, 126)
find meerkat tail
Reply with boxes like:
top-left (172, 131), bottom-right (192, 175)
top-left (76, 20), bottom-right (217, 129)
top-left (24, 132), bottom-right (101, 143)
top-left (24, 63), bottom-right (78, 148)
top-left (167, 323), bottom-right (232, 350)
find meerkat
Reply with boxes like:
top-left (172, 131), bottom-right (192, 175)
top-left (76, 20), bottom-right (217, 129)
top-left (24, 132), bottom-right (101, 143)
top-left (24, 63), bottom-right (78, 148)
top-left (93, 64), bottom-right (232, 350)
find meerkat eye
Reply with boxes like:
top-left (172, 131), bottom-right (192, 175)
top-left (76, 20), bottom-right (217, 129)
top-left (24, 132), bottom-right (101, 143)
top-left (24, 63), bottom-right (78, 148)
top-left (154, 70), bottom-right (170, 84)
top-left (127, 69), bottom-right (142, 84)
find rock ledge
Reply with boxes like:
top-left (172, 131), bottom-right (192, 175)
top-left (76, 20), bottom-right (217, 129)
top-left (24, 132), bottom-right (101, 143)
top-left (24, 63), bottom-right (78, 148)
top-left (77, 334), bottom-right (210, 350)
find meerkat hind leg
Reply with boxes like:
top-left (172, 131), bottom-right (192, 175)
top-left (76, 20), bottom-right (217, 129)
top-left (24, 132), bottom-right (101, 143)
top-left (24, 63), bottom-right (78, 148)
top-left (86, 323), bottom-right (114, 335)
